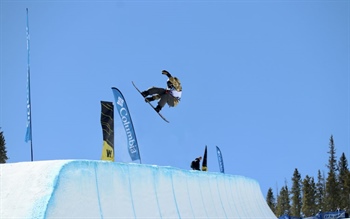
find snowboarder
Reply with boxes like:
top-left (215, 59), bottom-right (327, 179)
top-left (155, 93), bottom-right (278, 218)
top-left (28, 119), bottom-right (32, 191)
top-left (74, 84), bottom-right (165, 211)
top-left (191, 156), bottom-right (202, 171)
top-left (141, 70), bottom-right (182, 113)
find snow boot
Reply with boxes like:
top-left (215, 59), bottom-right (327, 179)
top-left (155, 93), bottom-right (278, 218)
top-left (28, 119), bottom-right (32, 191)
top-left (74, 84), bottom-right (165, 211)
top-left (141, 91), bottom-right (149, 97)
top-left (155, 105), bottom-right (162, 113)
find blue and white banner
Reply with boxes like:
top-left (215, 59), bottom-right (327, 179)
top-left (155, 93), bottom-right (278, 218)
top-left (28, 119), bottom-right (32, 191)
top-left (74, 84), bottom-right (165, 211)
top-left (25, 71), bottom-right (31, 142)
top-left (25, 8), bottom-right (32, 143)
top-left (216, 146), bottom-right (225, 173)
top-left (112, 87), bottom-right (141, 162)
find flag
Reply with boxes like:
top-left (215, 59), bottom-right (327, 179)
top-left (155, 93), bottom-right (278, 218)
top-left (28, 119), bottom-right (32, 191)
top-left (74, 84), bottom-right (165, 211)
top-left (25, 73), bottom-right (31, 142)
top-left (25, 8), bottom-right (32, 143)
top-left (112, 87), bottom-right (141, 162)
top-left (100, 101), bottom-right (114, 161)
top-left (202, 145), bottom-right (208, 171)
top-left (216, 146), bottom-right (225, 173)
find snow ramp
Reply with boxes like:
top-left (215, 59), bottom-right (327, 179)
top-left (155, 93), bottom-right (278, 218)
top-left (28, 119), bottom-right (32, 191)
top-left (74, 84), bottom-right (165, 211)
top-left (1, 160), bottom-right (276, 219)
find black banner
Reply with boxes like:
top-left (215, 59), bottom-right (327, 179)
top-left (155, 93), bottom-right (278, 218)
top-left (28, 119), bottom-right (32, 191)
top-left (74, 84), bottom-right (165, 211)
top-left (100, 101), bottom-right (114, 161)
top-left (202, 145), bottom-right (207, 171)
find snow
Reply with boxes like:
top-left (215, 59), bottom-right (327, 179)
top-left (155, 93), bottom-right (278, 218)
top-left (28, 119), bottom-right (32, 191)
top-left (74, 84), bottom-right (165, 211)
top-left (0, 160), bottom-right (277, 219)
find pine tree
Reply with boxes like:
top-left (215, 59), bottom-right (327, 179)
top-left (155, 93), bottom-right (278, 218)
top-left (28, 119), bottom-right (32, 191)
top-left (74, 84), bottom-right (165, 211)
top-left (338, 152), bottom-right (350, 210)
top-left (291, 168), bottom-right (302, 217)
top-left (276, 185), bottom-right (291, 217)
top-left (345, 171), bottom-right (350, 211)
top-left (324, 135), bottom-right (340, 211)
top-left (302, 175), bottom-right (316, 217)
top-left (266, 187), bottom-right (276, 214)
top-left (315, 170), bottom-right (325, 211)
top-left (0, 129), bottom-right (8, 163)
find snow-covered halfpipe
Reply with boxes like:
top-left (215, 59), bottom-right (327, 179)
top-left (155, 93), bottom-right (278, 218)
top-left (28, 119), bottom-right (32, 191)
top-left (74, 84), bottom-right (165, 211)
top-left (1, 160), bottom-right (276, 219)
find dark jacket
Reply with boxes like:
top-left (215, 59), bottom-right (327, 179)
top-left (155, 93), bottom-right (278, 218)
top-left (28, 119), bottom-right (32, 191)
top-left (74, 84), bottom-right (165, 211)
top-left (191, 158), bottom-right (201, 170)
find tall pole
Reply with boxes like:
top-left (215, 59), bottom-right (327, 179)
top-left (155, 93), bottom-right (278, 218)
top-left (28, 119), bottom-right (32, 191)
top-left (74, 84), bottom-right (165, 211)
top-left (25, 8), bottom-right (33, 161)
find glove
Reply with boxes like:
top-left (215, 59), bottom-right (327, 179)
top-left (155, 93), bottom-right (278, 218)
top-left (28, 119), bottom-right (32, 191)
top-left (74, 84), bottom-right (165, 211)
top-left (162, 70), bottom-right (169, 75)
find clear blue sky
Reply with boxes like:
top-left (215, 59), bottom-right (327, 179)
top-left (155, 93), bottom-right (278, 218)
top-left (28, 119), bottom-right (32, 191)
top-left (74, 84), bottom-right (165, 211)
top-left (1, 0), bottom-right (349, 197)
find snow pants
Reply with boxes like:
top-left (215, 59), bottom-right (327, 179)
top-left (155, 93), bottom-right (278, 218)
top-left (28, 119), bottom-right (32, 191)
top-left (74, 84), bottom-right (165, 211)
top-left (147, 87), bottom-right (176, 108)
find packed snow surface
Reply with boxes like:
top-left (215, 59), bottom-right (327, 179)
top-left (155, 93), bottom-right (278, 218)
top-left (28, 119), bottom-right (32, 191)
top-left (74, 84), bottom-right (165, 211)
top-left (0, 160), bottom-right (276, 219)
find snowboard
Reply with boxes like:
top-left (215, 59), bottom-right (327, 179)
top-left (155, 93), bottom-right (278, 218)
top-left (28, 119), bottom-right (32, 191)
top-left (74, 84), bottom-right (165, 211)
top-left (132, 81), bottom-right (169, 123)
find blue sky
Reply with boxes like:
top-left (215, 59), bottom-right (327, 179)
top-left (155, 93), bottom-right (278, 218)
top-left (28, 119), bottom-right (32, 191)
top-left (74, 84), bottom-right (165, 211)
top-left (1, 0), bottom-right (349, 197)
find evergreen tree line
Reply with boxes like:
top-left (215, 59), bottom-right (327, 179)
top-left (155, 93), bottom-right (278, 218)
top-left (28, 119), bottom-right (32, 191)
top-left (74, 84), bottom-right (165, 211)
top-left (266, 135), bottom-right (350, 218)
top-left (0, 129), bottom-right (9, 163)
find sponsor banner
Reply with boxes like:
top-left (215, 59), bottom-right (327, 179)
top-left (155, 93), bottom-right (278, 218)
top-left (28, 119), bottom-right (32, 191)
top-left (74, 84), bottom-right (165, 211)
top-left (202, 145), bottom-right (208, 171)
top-left (216, 146), bottom-right (225, 173)
top-left (100, 101), bottom-right (114, 161)
top-left (25, 8), bottom-right (32, 143)
top-left (112, 87), bottom-right (141, 162)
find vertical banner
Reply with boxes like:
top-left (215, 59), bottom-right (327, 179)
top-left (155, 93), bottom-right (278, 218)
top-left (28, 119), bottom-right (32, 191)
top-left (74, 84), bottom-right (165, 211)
top-left (100, 101), bottom-right (114, 161)
top-left (25, 8), bottom-right (34, 161)
top-left (216, 146), bottom-right (225, 173)
top-left (111, 87), bottom-right (141, 162)
top-left (25, 8), bottom-right (32, 144)
top-left (202, 145), bottom-right (208, 171)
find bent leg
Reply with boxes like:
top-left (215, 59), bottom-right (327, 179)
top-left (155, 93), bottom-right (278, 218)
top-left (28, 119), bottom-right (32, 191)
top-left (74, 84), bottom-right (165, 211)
top-left (166, 95), bottom-right (176, 107)
top-left (147, 87), bottom-right (166, 96)
top-left (146, 87), bottom-right (176, 110)
top-left (158, 93), bottom-right (177, 108)
top-left (157, 94), bottom-right (169, 108)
